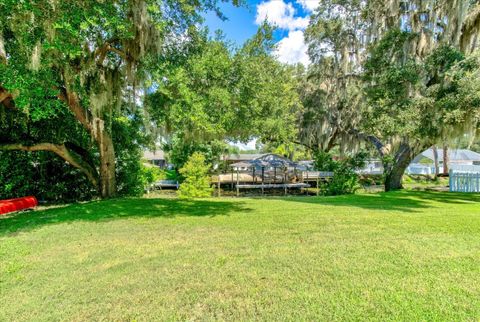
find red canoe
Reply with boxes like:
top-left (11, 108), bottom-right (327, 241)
top-left (0, 196), bottom-right (38, 215)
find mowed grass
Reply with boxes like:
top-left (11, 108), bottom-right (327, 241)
top-left (1, 191), bottom-right (480, 321)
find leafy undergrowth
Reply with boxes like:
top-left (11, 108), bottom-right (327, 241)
top-left (1, 191), bottom-right (479, 321)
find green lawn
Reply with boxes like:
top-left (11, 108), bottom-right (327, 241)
top-left (1, 191), bottom-right (480, 321)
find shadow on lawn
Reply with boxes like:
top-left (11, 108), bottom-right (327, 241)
top-left (278, 190), bottom-right (480, 213)
top-left (0, 198), bottom-right (249, 236)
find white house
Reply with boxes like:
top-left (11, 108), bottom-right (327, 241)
top-left (357, 159), bottom-right (384, 175)
top-left (355, 149), bottom-right (480, 175)
top-left (407, 148), bottom-right (480, 174)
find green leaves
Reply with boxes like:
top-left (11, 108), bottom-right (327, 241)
top-left (147, 25), bottom-right (300, 154)
top-left (178, 152), bottom-right (213, 199)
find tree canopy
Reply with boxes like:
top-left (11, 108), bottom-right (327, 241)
top-left (1, 0), bottom-right (480, 199)
top-left (147, 25), bottom-right (301, 169)
top-left (301, 0), bottom-right (480, 190)
top-left (0, 1), bottom-right (301, 199)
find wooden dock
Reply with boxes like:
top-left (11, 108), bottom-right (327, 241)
top-left (301, 171), bottom-right (334, 181)
top-left (235, 183), bottom-right (311, 196)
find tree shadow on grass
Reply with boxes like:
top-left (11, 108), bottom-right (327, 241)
top-left (0, 198), bottom-right (250, 237)
top-left (276, 190), bottom-right (480, 213)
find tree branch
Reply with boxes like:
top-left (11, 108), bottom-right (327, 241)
top-left (0, 143), bottom-right (99, 188)
top-left (58, 85), bottom-right (95, 135)
top-left (95, 41), bottom-right (127, 64)
top-left (0, 86), bottom-right (15, 110)
top-left (461, 3), bottom-right (480, 52)
top-left (349, 129), bottom-right (387, 156)
top-left (325, 128), bottom-right (339, 152)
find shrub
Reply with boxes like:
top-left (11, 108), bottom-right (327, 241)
top-left (0, 151), bottom-right (96, 202)
top-left (178, 152), bottom-right (213, 199)
top-left (314, 151), bottom-right (367, 196)
top-left (138, 164), bottom-right (164, 192)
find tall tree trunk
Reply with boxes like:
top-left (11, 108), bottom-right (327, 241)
top-left (384, 144), bottom-right (413, 192)
top-left (432, 145), bottom-right (439, 177)
top-left (64, 89), bottom-right (117, 198)
top-left (98, 136), bottom-right (116, 198)
top-left (95, 121), bottom-right (117, 198)
top-left (442, 145), bottom-right (449, 175)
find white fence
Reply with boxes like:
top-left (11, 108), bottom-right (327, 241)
top-left (449, 170), bottom-right (480, 193)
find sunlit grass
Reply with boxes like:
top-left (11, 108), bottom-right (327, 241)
top-left (1, 191), bottom-right (479, 320)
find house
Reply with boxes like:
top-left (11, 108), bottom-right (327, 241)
top-left (407, 148), bottom-right (480, 174)
top-left (412, 148), bottom-right (480, 166)
top-left (143, 150), bottom-right (167, 168)
top-left (357, 159), bottom-right (384, 175)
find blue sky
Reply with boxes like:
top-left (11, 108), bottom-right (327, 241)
top-left (203, 0), bottom-right (319, 66)
top-left (203, 1), bottom-right (260, 45)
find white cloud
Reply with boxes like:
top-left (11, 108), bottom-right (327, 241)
top-left (255, 0), bottom-right (313, 66)
top-left (255, 0), bottom-right (309, 30)
top-left (275, 30), bottom-right (310, 66)
top-left (296, 0), bottom-right (320, 12)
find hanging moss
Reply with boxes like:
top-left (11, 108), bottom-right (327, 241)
top-left (0, 33), bottom-right (5, 62)
top-left (30, 42), bottom-right (42, 71)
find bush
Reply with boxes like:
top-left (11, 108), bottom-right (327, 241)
top-left (140, 165), bottom-right (166, 192)
top-left (314, 151), bottom-right (367, 196)
top-left (178, 152), bottom-right (213, 199)
top-left (0, 151), bottom-right (96, 202)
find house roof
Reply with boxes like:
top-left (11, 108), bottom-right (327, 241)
top-left (143, 150), bottom-right (165, 160)
top-left (225, 153), bottom-right (267, 161)
top-left (413, 148), bottom-right (480, 163)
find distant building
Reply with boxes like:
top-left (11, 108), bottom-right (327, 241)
top-left (407, 148), bottom-right (480, 174)
top-left (143, 150), bottom-right (167, 168)
top-left (224, 153), bottom-right (266, 162)
top-left (297, 160), bottom-right (315, 171)
top-left (357, 159), bottom-right (384, 175)
top-left (412, 148), bottom-right (480, 166)
top-left (352, 149), bottom-right (480, 176)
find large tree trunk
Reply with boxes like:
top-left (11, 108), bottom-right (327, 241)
top-left (384, 144), bottom-right (413, 192)
top-left (98, 130), bottom-right (117, 198)
top-left (65, 90), bottom-right (117, 198)
top-left (442, 145), bottom-right (449, 175)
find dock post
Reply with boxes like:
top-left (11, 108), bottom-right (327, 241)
top-left (261, 167), bottom-right (265, 195)
top-left (236, 169), bottom-right (239, 197)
